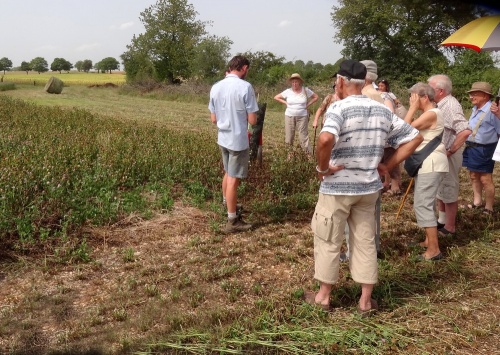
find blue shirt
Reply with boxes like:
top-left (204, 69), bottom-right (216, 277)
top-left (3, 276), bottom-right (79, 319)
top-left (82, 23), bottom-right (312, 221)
top-left (466, 101), bottom-right (500, 145)
top-left (208, 74), bottom-right (259, 151)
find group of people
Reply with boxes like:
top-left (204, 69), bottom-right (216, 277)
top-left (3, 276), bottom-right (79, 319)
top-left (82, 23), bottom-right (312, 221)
top-left (209, 55), bottom-right (500, 315)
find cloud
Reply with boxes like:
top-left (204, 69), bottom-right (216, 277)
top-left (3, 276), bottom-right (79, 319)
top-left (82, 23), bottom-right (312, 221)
top-left (278, 20), bottom-right (292, 28)
top-left (110, 21), bottom-right (135, 30)
top-left (75, 43), bottom-right (101, 52)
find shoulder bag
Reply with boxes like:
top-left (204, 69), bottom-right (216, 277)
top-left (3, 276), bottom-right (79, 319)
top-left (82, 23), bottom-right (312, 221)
top-left (404, 131), bottom-right (443, 177)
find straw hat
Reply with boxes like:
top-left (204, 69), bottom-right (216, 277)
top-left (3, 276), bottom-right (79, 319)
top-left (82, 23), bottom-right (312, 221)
top-left (467, 82), bottom-right (493, 97)
top-left (287, 73), bottom-right (304, 83)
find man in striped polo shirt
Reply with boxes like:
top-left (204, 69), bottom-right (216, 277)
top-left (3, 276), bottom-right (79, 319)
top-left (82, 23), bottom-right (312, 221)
top-left (305, 59), bottom-right (423, 315)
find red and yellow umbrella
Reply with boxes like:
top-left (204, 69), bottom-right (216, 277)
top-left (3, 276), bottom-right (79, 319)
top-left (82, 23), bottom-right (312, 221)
top-left (441, 15), bottom-right (500, 52)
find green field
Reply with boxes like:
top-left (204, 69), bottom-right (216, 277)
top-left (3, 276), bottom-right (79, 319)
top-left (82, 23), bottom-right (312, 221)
top-left (0, 85), bottom-right (499, 354)
top-left (1, 70), bottom-right (126, 86)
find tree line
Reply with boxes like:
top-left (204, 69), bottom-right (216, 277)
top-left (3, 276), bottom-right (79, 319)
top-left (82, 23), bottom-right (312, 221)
top-left (2, 0), bottom-right (500, 97)
top-left (0, 56), bottom-right (120, 74)
top-left (119, 0), bottom-right (500, 96)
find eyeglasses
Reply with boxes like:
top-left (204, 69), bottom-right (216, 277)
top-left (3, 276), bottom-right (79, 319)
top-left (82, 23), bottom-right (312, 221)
top-left (468, 92), bottom-right (483, 97)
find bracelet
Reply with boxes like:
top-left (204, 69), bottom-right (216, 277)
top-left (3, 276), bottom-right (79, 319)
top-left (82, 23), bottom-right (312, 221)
top-left (316, 165), bottom-right (329, 174)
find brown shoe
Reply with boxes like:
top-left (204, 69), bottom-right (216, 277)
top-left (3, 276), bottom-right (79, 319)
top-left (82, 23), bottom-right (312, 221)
top-left (224, 216), bottom-right (252, 233)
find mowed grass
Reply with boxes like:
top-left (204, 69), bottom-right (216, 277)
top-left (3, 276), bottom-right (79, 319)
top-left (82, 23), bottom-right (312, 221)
top-left (0, 85), bottom-right (499, 354)
top-left (1, 70), bottom-right (125, 86)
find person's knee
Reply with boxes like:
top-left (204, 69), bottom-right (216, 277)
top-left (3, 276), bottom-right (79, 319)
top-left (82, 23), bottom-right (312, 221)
top-left (226, 176), bottom-right (240, 188)
top-left (479, 173), bottom-right (493, 186)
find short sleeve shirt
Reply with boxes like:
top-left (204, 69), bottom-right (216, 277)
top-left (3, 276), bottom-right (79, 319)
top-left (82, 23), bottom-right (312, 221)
top-left (320, 95), bottom-right (419, 195)
top-left (466, 101), bottom-right (500, 145)
top-left (209, 74), bottom-right (259, 151)
top-left (280, 87), bottom-right (314, 116)
top-left (436, 94), bottom-right (470, 150)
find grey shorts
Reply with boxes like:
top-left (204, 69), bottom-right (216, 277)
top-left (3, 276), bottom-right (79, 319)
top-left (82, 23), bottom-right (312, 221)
top-left (414, 172), bottom-right (446, 227)
top-left (220, 145), bottom-right (249, 179)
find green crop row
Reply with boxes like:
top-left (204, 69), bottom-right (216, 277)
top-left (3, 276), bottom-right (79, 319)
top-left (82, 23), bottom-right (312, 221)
top-left (0, 95), bottom-right (317, 242)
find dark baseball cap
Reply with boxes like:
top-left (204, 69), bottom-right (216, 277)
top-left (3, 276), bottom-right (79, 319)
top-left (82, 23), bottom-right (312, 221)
top-left (334, 59), bottom-right (367, 80)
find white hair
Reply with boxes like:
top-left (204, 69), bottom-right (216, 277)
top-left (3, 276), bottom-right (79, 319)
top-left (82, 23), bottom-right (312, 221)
top-left (366, 72), bottom-right (378, 82)
top-left (428, 74), bottom-right (452, 95)
top-left (338, 75), bottom-right (365, 87)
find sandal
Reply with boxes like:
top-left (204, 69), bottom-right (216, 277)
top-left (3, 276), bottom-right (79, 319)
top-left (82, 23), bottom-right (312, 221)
top-left (356, 299), bottom-right (378, 318)
top-left (303, 291), bottom-right (331, 312)
top-left (438, 227), bottom-right (455, 236)
top-left (460, 203), bottom-right (482, 210)
top-left (383, 189), bottom-right (401, 196)
top-left (483, 208), bottom-right (494, 215)
top-left (416, 252), bottom-right (443, 262)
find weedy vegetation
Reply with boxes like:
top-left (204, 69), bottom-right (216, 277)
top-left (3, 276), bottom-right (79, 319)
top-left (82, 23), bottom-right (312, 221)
top-left (0, 82), bottom-right (16, 92)
top-left (0, 83), bottom-right (498, 354)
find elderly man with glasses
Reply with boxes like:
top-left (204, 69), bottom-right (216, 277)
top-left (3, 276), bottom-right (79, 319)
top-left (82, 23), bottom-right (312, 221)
top-left (461, 81), bottom-right (500, 215)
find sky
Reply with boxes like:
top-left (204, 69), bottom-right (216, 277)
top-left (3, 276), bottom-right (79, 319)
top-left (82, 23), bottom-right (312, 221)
top-left (1, 0), bottom-right (343, 69)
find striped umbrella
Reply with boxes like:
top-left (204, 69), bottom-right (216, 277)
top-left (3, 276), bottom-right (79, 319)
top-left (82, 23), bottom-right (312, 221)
top-left (441, 15), bottom-right (500, 52)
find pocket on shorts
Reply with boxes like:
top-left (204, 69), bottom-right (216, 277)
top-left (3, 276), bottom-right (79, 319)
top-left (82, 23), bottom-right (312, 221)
top-left (311, 205), bottom-right (334, 242)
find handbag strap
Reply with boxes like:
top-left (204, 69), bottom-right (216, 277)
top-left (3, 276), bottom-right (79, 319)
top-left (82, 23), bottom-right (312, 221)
top-left (469, 110), bottom-right (488, 142)
top-left (415, 131), bottom-right (443, 157)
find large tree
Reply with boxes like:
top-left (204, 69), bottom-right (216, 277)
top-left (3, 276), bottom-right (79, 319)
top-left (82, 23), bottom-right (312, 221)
top-left (20, 61), bottom-right (32, 74)
top-left (192, 35), bottom-right (232, 81)
top-left (331, 0), bottom-right (485, 86)
top-left (30, 57), bottom-right (49, 74)
top-left (0, 57), bottom-right (13, 74)
top-left (96, 57), bottom-right (120, 73)
top-left (50, 58), bottom-right (73, 73)
top-left (122, 0), bottom-right (208, 83)
top-left (74, 60), bottom-right (83, 72)
top-left (82, 59), bottom-right (93, 73)
top-left (239, 51), bottom-right (285, 85)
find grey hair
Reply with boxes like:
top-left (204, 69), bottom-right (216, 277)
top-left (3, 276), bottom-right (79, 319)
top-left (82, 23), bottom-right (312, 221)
top-left (409, 82), bottom-right (435, 101)
top-left (338, 75), bottom-right (365, 87)
top-left (365, 71), bottom-right (378, 82)
top-left (428, 74), bottom-right (452, 95)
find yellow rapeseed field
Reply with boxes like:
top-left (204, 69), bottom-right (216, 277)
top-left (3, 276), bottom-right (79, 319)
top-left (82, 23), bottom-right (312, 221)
top-left (1, 70), bottom-right (126, 86)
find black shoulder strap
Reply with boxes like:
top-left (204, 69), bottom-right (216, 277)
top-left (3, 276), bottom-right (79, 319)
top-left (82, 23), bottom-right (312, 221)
top-left (417, 131), bottom-right (443, 156)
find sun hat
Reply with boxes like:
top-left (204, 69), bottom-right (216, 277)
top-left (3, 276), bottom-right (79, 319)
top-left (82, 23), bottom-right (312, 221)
top-left (335, 59), bottom-right (367, 80)
top-left (467, 82), bottom-right (493, 96)
top-left (287, 73), bottom-right (304, 83)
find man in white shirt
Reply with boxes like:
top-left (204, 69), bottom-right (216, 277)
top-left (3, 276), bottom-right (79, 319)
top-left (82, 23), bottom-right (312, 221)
top-left (209, 56), bottom-right (259, 233)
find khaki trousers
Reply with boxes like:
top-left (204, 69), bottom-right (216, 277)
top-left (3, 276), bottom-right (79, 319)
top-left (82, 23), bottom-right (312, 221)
top-left (284, 115), bottom-right (311, 154)
top-left (311, 192), bottom-right (379, 285)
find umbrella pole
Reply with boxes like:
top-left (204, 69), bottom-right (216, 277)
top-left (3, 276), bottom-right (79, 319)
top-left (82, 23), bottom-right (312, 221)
top-left (396, 178), bottom-right (414, 220)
